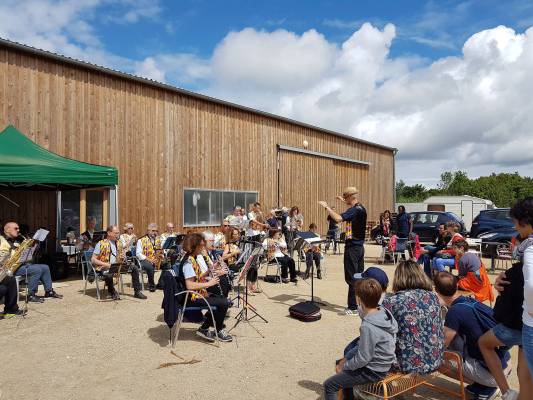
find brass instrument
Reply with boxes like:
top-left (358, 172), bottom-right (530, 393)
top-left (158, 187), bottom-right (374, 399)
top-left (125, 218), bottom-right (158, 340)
top-left (0, 239), bottom-right (35, 282)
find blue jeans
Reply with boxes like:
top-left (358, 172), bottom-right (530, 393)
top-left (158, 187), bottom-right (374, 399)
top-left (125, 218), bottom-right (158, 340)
top-left (522, 324), bottom-right (533, 374)
top-left (433, 257), bottom-right (455, 272)
top-left (15, 263), bottom-right (53, 294)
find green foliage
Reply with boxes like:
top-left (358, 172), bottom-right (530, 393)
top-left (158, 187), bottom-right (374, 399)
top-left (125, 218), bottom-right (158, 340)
top-left (396, 171), bottom-right (533, 207)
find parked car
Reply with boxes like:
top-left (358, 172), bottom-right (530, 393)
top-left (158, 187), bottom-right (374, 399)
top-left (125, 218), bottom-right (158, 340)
top-left (478, 226), bottom-right (518, 257)
top-left (409, 211), bottom-right (466, 243)
top-left (371, 211), bottom-right (466, 244)
top-left (470, 208), bottom-right (514, 238)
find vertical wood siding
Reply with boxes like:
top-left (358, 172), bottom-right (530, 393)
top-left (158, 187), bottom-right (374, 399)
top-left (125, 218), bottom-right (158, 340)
top-left (0, 47), bottom-right (394, 235)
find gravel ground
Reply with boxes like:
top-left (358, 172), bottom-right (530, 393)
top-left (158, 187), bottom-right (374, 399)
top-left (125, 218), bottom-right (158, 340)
top-left (0, 244), bottom-right (519, 400)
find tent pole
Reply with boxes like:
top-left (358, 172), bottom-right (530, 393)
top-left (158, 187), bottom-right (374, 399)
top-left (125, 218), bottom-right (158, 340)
top-left (56, 190), bottom-right (62, 251)
top-left (115, 185), bottom-right (119, 226)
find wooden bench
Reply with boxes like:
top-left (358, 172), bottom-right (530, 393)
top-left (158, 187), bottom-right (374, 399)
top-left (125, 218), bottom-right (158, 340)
top-left (338, 351), bottom-right (465, 399)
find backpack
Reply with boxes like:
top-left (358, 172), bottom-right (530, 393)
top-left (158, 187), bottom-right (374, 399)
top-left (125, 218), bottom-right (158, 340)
top-left (455, 298), bottom-right (508, 363)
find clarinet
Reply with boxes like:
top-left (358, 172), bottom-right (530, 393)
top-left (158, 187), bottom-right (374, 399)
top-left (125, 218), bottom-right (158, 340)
top-left (204, 253), bottom-right (224, 297)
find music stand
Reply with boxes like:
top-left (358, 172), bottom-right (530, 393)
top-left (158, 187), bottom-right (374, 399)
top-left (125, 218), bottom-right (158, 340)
top-left (298, 233), bottom-right (327, 306)
top-left (229, 247), bottom-right (268, 336)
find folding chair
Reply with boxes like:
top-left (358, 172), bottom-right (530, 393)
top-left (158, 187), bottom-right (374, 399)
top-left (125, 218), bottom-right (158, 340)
top-left (495, 244), bottom-right (513, 270)
top-left (263, 257), bottom-right (283, 283)
top-left (171, 290), bottom-right (219, 347)
top-left (83, 251), bottom-right (124, 301)
top-left (14, 275), bottom-right (27, 303)
top-left (392, 237), bottom-right (409, 265)
top-left (132, 256), bottom-right (146, 292)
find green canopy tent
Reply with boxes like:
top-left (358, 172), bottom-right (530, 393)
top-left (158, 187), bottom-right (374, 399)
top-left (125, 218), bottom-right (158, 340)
top-left (0, 125), bottom-right (118, 248)
top-left (0, 125), bottom-right (117, 189)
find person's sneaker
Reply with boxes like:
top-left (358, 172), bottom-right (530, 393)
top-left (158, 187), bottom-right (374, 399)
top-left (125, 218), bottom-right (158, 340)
top-left (501, 389), bottom-right (519, 400)
top-left (290, 278), bottom-right (298, 283)
top-left (134, 291), bottom-right (147, 299)
top-left (196, 328), bottom-right (215, 342)
top-left (3, 309), bottom-right (27, 318)
top-left (110, 291), bottom-right (121, 300)
top-left (216, 329), bottom-right (233, 342)
top-left (282, 278), bottom-right (290, 284)
top-left (45, 290), bottom-right (63, 299)
top-left (317, 271), bottom-right (322, 279)
top-left (149, 284), bottom-right (156, 293)
top-left (27, 294), bottom-right (44, 303)
top-left (465, 383), bottom-right (500, 400)
top-left (344, 308), bottom-right (358, 315)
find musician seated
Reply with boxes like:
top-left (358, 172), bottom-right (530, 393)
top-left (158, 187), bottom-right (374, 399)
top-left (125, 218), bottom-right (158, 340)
top-left (199, 231), bottom-right (231, 298)
top-left (222, 227), bottom-right (242, 273)
top-left (159, 222), bottom-right (177, 248)
top-left (0, 276), bottom-right (25, 319)
top-left (78, 216), bottom-right (97, 251)
top-left (178, 233), bottom-right (233, 343)
top-left (304, 223), bottom-right (322, 280)
top-left (135, 223), bottom-right (162, 292)
top-left (119, 222), bottom-right (137, 255)
top-left (1, 222), bottom-right (62, 303)
top-left (91, 225), bottom-right (146, 300)
top-left (263, 229), bottom-right (297, 283)
top-left (213, 221), bottom-right (230, 257)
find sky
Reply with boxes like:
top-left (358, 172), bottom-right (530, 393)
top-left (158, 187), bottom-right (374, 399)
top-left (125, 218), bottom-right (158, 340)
top-left (2, 0), bottom-right (533, 187)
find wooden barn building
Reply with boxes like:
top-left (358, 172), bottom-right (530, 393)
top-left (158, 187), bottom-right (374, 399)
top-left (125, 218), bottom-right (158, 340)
top-left (0, 38), bottom-right (396, 245)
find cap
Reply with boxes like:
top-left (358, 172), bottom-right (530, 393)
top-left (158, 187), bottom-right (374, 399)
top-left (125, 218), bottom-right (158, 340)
top-left (354, 267), bottom-right (389, 290)
top-left (340, 186), bottom-right (359, 198)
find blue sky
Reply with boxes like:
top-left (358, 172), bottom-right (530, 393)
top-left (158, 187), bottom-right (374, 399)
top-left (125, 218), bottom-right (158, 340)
top-left (91, 0), bottom-right (533, 75)
top-left (2, 0), bottom-right (533, 186)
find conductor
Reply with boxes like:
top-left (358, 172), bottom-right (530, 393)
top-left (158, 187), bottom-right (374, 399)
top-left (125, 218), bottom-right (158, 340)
top-left (319, 187), bottom-right (367, 315)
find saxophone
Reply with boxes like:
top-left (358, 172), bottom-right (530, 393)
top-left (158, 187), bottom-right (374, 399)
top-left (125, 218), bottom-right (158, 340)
top-left (0, 239), bottom-right (35, 282)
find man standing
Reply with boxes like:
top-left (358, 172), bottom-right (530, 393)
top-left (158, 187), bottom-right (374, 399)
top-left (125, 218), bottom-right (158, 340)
top-left (319, 186), bottom-right (367, 315)
top-left (396, 205), bottom-right (412, 238)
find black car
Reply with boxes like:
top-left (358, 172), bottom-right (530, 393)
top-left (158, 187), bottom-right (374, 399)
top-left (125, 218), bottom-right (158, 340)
top-left (470, 208), bottom-right (513, 238)
top-left (370, 211), bottom-right (466, 244)
top-left (410, 211), bottom-right (466, 242)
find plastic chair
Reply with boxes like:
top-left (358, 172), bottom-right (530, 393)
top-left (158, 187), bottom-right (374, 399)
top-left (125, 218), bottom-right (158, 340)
top-left (495, 244), bottom-right (513, 270)
top-left (132, 256), bottom-right (146, 292)
top-left (392, 237), bottom-right (409, 265)
top-left (171, 290), bottom-right (219, 347)
top-left (14, 275), bottom-right (27, 303)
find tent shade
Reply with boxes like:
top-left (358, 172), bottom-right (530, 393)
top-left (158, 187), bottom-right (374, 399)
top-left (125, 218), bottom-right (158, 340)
top-left (0, 125), bottom-right (118, 189)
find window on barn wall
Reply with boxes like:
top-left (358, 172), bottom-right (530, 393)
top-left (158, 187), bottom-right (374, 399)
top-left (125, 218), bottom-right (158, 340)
top-left (183, 188), bottom-right (258, 227)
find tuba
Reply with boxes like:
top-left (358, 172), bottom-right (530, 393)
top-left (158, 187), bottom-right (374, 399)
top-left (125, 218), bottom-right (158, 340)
top-left (0, 239), bottom-right (35, 282)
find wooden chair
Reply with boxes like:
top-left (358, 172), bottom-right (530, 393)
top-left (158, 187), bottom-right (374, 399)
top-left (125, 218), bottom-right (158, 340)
top-left (337, 351), bottom-right (465, 399)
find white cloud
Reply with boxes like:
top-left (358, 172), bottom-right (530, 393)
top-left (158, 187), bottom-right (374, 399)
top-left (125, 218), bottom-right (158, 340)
top-left (133, 53), bottom-right (211, 85)
top-left (193, 23), bottom-right (533, 186)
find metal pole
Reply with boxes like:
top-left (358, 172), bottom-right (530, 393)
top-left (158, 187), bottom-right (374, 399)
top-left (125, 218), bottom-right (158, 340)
top-left (276, 145), bottom-right (281, 208)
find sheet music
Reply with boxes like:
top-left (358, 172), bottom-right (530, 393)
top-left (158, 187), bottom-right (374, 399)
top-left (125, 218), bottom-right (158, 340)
top-left (32, 228), bottom-right (49, 242)
top-left (19, 245), bottom-right (36, 263)
top-left (305, 237), bottom-right (324, 243)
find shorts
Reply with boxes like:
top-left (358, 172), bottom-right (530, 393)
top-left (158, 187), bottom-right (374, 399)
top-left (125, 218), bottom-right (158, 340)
top-left (492, 323), bottom-right (522, 347)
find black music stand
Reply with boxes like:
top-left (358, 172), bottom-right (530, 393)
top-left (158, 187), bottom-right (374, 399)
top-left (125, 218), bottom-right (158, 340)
top-left (228, 247), bottom-right (268, 337)
top-left (298, 232), bottom-right (327, 306)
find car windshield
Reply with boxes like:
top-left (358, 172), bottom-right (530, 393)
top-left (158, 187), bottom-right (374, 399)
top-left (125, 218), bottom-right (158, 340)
top-left (486, 210), bottom-right (511, 220)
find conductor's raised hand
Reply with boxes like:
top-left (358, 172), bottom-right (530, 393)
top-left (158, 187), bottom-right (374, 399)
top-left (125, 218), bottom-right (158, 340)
top-left (318, 201), bottom-right (328, 208)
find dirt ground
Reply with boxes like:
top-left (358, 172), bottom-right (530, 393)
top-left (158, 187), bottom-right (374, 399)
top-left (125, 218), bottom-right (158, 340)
top-left (0, 244), bottom-right (519, 400)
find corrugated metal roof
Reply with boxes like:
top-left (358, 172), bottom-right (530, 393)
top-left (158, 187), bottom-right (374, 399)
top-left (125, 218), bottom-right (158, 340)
top-left (0, 37), bottom-right (396, 153)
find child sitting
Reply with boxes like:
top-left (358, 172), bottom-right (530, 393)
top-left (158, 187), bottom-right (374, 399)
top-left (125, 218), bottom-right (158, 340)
top-left (323, 278), bottom-right (398, 400)
top-left (454, 240), bottom-right (494, 303)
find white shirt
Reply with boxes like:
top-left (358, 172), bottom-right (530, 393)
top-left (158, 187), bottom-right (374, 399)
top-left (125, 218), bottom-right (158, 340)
top-left (93, 241), bottom-right (117, 264)
top-left (523, 246), bottom-right (533, 327)
top-left (263, 238), bottom-right (286, 259)
top-left (195, 255), bottom-right (209, 274)
top-left (183, 258), bottom-right (208, 280)
top-left (246, 228), bottom-right (261, 237)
